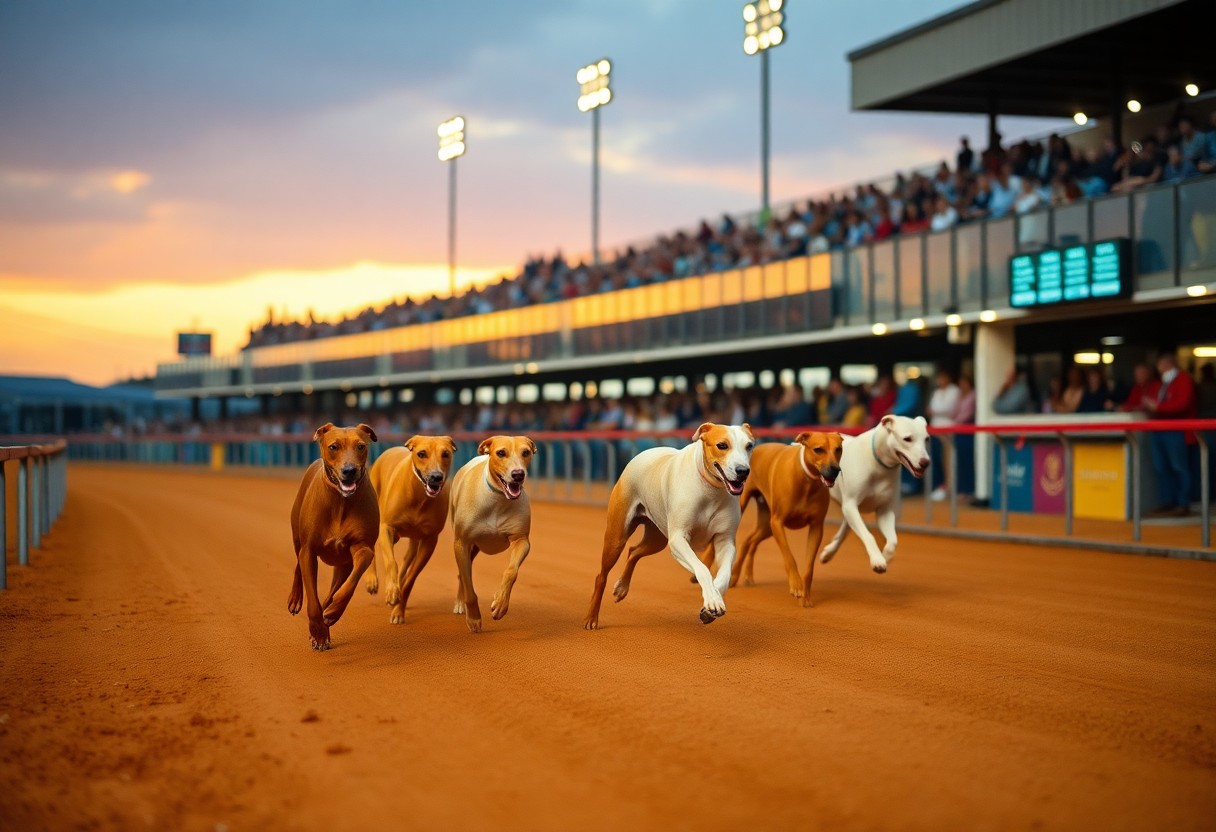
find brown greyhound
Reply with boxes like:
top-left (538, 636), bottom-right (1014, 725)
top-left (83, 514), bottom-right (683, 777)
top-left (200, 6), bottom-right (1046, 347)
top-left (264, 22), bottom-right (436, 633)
top-left (363, 435), bottom-right (457, 624)
top-left (729, 431), bottom-right (844, 606)
top-left (287, 422), bottom-right (379, 650)
top-left (448, 435), bottom-right (536, 633)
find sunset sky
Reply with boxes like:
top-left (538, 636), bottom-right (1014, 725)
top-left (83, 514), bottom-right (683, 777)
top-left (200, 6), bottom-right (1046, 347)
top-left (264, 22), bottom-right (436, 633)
top-left (0, 1), bottom-right (1063, 386)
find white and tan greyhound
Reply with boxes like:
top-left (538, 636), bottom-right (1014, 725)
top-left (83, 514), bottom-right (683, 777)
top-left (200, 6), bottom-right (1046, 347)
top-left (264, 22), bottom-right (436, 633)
top-left (584, 422), bottom-right (755, 629)
top-left (819, 414), bottom-right (930, 573)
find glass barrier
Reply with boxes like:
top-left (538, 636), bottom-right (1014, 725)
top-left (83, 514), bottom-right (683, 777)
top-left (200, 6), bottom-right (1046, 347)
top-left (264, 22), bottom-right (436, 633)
top-left (1053, 201), bottom-right (1088, 247)
top-left (1133, 186), bottom-right (1177, 289)
top-left (1092, 192), bottom-right (1130, 240)
top-left (955, 222), bottom-right (983, 312)
top-left (924, 230), bottom-right (953, 316)
top-left (871, 241), bottom-right (895, 323)
top-left (984, 218), bottom-right (1015, 308)
top-left (897, 235), bottom-right (924, 319)
top-left (1179, 175), bottom-right (1216, 270)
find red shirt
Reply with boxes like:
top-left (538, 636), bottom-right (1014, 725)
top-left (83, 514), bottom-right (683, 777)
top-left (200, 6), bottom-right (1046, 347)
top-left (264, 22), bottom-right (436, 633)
top-left (1154, 370), bottom-right (1198, 443)
top-left (868, 389), bottom-right (897, 426)
top-left (1119, 379), bottom-right (1161, 412)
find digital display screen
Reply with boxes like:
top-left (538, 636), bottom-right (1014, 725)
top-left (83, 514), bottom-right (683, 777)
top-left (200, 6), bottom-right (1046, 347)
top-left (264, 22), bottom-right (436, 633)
top-left (1009, 238), bottom-right (1130, 308)
top-left (177, 332), bottom-right (212, 356)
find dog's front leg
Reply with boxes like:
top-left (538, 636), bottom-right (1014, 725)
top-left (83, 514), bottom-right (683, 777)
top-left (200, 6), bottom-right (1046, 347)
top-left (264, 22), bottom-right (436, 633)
top-left (454, 539), bottom-right (481, 632)
top-left (840, 502), bottom-right (888, 573)
top-left (297, 546), bottom-right (329, 651)
top-left (668, 534), bottom-right (724, 624)
top-left (490, 537), bottom-right (531, 621)
top-left (323, 543), bottom-right (374, 626)
top-left (875, 507), bottom-right (898, 565)
top-left (710, 532), bottom-right (737, 597)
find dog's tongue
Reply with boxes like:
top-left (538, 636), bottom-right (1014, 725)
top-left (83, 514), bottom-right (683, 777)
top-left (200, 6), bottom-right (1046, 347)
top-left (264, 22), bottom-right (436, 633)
top-left (340, 480), bottom-right (357, 494)
top-left (505, 481), bottom-right (522, 499)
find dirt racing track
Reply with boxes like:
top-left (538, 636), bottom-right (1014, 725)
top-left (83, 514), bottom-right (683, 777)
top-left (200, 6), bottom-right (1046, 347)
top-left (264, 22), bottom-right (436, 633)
top-left (1, 464), bottom-right (1214, 831)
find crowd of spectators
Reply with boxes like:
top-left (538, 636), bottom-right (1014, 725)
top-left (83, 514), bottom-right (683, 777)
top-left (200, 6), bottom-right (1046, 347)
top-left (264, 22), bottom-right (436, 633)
top-left (245, 112), bottom-right (1216, 350)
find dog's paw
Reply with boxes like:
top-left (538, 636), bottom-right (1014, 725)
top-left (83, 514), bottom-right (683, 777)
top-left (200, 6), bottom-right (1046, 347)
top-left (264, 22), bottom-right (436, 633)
top-left (384, 586), bottom-right (400, 607)
top-left (612, 579), bottom-right (630, 602)
top-left (465, 616), bottom-right (482, 634)
top-left (490, 593), bottom-right (510, 621)
top-left (583, 617), bottom-right (600, 630)
top-left (743, 574), bottom-right (755, 587)
top-left (801, 596), bottom-right (815, 608)
top-left (389, 607), bottom-right (405, 625)
top-left (308, 620), bottom-right (331, 651)
top-left (871, 560), bottom-right (888, 574)
top-left (364, 574), bottom-right (379, 595)
top-left (699, 607), bottom-right (726, 624)
top-left (287, 598), bottom-right (302, 616)
top-left (788, 582), bottom-right (804, 598)
top-left (452, 598), bottom-right (465, 615)
top-left (819, 548), bottom-right (838, 564)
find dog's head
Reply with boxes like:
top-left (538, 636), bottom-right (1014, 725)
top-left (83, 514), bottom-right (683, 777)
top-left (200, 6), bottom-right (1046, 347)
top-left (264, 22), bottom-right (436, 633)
top-left (793, 431), bottom-right (844, 489)
top-left (405, 435), bottom-right (456, 498)
top-left (879, 414), bottom-right (931, 478)
top-left (478, 435), bottom-right (537, 501)
top-left (692, 422), bottom-right (754, 496)
top-left (314, 422), bottom-right (377, 498)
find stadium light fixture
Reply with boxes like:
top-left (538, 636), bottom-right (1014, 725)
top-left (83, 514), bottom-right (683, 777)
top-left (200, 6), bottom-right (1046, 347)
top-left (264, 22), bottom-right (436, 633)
top-left (438, 115), bottom-right (466, 298)
top-left (1185, 83), bottom-right (1200, 97)
top-left (743, 0), bottom-right (786, 220)
top-left (1072, 112), bottom-right (1088, 126)
top-left (577, 58), bottom-right (612, 264)
top-left (1126, 99), bottom-right (1142, 113)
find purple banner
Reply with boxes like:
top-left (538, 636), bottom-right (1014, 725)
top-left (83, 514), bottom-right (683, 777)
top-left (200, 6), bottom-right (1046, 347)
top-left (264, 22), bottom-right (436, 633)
top-left (1033, 442), bottom-right (1066, 515)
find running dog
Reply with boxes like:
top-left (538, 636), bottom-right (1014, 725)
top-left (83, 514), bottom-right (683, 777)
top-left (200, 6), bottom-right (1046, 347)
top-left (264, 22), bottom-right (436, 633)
top-left (818, 415), bottom-right (929, 573)
top-left (287, 423), bottom-right (379, 651)
top-left (364, 435), bottom-right (457, 624)
top-left (584, 422), bottom-right (754, 629)
top-left (448, 435), bottom-right (537, 633)
top-left (730, 431), bottom-right (844, 606)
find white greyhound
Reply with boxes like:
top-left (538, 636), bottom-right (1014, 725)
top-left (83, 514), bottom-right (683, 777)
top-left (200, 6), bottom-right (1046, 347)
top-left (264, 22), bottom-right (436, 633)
top-left (819, 414), bottom-right (930, 573)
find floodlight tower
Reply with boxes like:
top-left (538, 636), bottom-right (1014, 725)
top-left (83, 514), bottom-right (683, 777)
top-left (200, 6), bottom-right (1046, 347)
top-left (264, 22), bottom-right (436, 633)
top-left (743, 0), bottom-right (786, 220)
top-left (437, 115), bottom-right (466, 297)
top-left (577, 58), bottom-right (612, 265)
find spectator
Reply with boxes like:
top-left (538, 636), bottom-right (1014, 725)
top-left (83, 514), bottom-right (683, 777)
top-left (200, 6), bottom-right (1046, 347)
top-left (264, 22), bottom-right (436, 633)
top-left (951, 374), bottom-right (976, 425)
top-left (1163, 144), bottom-right (1198, 182)
top-left (929, 194), bottom-right (959, 232)
top-left (1112, 138), bottom-right (1165, 193)
top-left (1197, 363), bottom-right (1216, 419)
top-left (1176, 115), bottom-right (1208, 167)
top-left (951, 374), bottom-right (977, 498)
top-left (1142, 349), bottom-right (1197, 517)
top-left (1199, 111), bottom-right (1216, 174)
top-left (892, 374), bottom-right (923, 418)
top-left (956, 136), bottom-right (974, 173)
top-left (1042, 376), bottom-right (1065, 414)
top-left (992, 366), bottom-right (1036, 414)
top-left (1119, 363), bottom-right (1161, 412)
top-left (988, 163), bottom-right (1021, 219)
top-left (841, 386), bottom-right (868, 428)
top-left (771, 385), bottom-right (812, 428)
top-left (1076, 367), bottom-right (1114, 413)
top-left (867, 374), bottom-right (897, 426)
top-left (926, 369), bottom-right (960, 501)
top-left (822, 378), bottom-right (850, 424)
top-left (1059, 366), bottom-right (1085, 413)
top-left (899, 202), bottom-right (930, 235)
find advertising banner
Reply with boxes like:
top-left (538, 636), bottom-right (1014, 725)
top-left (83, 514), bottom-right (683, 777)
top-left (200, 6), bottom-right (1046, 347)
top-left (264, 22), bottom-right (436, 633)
top-left (1073, 442), bottom-right (1127, 520)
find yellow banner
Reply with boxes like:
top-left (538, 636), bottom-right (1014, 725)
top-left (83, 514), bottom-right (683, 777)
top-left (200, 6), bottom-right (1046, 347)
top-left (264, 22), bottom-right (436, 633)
top-left (1073, 443), bottom-right (1126, 520)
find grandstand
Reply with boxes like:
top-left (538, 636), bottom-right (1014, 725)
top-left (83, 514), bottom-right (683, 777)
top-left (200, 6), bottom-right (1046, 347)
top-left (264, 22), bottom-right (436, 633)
top-left (154, 0), bottom-right (1215, 504)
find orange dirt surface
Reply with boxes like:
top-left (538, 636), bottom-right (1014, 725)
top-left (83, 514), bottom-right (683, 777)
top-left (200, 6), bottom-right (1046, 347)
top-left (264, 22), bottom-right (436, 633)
top-left (1, 463), bottom-right (1214, 831)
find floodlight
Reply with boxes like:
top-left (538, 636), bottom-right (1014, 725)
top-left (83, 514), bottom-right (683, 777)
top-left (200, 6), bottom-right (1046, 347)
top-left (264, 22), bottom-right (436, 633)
top-left (577, 58), bottom-right (612, 112)
top-left (437, 115), bottom-right (466, 161)
top-left (743, 0), bottom-right (787, 53)
top-left (1073, 112), bottom-right (1087, 125)
top-left (1185, 83), bottom-right (1199, 97)
top-left (1126, 99), bottom-right (1141, 113)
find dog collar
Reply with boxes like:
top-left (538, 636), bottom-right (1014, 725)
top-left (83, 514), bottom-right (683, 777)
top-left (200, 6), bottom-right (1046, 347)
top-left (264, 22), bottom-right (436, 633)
top-left (798, 448), bottom-right (821, 483)
top-left (484, 465), bottom-right (500, 494)
top-left (871, 431), bottom-right (899, 470)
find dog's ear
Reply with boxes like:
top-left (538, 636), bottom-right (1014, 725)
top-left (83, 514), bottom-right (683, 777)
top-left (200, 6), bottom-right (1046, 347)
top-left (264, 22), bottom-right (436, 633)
top-left (524, 437), bottom-right (538, 455)
top-left (404, 435), bottom-right (419, 452)
top-left (794, 431), bottom-right (812, 445)
top-left (880, 414), bottom-right (896, 432)
top-left (313, 422), bottom-right (335, 442)
top-left (914, 416), bottom-right (928, 428)
top-left (692, 422), bottom-right (715, 442)
top-left (478, 437), bottom-right (494, 456)
top-left (441, 436), bottom-right (457, 455)
top-left (741, 422), bottom-right (755, 442)
top-left (356, 423), bottom-right (378, 443)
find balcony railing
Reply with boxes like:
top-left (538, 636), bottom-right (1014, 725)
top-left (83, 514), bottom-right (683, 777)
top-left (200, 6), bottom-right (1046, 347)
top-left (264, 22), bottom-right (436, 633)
top-left (156, 174), bottom-right (1216, 395)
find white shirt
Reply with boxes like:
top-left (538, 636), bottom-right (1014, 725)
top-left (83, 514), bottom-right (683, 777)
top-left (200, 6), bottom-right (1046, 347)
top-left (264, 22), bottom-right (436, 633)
top-left (930, 206), bottom-right (959, 232)
top-left (928, 383), bottom-right (961, 427)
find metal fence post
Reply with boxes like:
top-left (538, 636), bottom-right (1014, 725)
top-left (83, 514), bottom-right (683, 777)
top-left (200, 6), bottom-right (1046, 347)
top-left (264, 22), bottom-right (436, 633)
top-left (29, 455), bottom-right (41, 551)
top-left (947, 434), bottom-right (959, 528)
top-left (1198, 432), bottom-right (1210, 550)
top-left (17, 457), bottom-right (29, 566)
top-left (40, 455), bottom-right (51, 536)
top-left (997, 435), bottom-right (1009, 532)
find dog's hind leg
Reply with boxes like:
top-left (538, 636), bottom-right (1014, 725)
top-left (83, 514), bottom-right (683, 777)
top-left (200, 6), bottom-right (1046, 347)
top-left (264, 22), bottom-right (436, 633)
top-left (733, 497), bottom-right (771, 587)
top-left (391, 536), bottom-right (435, 624)
top-left (819, 518), bottom-right (850, 564)
top-left (613, 520), bottom-right (667, 603)
top-left (769, 520), bottom-right (803, 599)
top-left (585, 489), bottom-right (633, 630)
top-left (454, 541), bottom-right (482, 632)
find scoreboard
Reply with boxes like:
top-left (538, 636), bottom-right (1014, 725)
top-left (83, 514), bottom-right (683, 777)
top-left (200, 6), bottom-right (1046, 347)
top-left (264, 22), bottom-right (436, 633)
top-left (176, 332), bottom-right (213, 356)
top-left (1009, 238), bottom-right (1131, 309)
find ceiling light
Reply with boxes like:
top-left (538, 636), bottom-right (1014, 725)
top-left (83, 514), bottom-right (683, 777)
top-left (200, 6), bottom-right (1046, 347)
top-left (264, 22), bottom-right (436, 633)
top-left (871, 323), bottom-right (888, 336)
top-left (908, 318), bottom-right (925, 331)
top-left (1100, 336), bottom-right (1123, 346)
top-left (1126, 99), bottom-right (1141, 113)
top-left (1185, 83), bottom-right (1199, 97)
top-left (1186, 284), bottom-right (1208, 297)
top-left (945, 313), bottom-right (963, 326)
top-left (1074, 352), bottom-right (1101, 365)
top-left (1073, 112), bottom-right (1088, 126)
top-left (979, 309), bottom-right (998, 322)
top-left (1193, 346), bottom-right (1216, 358)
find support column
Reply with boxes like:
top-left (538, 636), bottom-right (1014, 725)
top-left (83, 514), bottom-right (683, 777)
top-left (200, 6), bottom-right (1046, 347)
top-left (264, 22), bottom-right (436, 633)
top-left (974, 321), bottom-right (1017, 500)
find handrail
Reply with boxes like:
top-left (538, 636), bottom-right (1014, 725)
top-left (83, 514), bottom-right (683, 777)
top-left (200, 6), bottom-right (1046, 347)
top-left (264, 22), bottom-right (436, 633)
top-left (1, 439), bottom-right (69, 590)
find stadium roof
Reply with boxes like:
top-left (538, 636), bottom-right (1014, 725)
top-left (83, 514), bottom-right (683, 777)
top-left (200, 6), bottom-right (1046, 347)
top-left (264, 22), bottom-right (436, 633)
top-left (848, 0), bottom-right (1209, 119)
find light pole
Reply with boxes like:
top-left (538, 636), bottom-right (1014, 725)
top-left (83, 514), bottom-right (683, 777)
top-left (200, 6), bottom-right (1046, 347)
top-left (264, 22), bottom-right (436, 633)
top-left (577, 58), bottom-right (612, 265)
top-left (743, 0), bottom-right (786, 221)
top-left (437, 115), bottom-right (466, 297)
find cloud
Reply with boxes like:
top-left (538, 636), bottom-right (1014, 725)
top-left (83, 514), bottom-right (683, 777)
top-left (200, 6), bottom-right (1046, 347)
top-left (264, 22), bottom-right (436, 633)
top-left (0, 167), bottom-right (153, 224)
